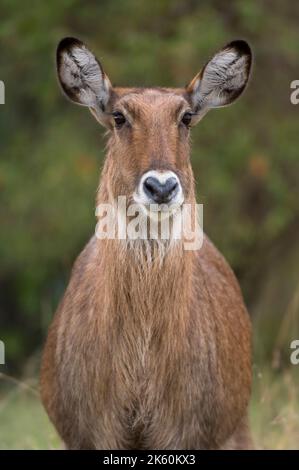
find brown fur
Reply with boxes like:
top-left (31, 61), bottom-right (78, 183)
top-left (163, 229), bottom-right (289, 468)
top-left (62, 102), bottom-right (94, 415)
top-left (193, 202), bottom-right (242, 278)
top-left (41, 87), bottom-right (253, 450)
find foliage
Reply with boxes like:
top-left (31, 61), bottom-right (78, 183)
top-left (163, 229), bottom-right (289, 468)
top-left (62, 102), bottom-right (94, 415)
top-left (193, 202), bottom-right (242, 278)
top-left (0, 0), bottom-right (298, 372)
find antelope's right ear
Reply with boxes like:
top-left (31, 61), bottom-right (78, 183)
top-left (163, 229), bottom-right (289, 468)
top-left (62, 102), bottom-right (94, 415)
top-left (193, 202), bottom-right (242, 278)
top-left (56, 37), bottom-right (113, 126)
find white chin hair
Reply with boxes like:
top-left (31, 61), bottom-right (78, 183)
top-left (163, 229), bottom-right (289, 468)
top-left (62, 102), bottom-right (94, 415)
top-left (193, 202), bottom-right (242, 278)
top-left (133, 197), bottom-right (183, 220)
top-left (149, 203), bottom-right (182, 220)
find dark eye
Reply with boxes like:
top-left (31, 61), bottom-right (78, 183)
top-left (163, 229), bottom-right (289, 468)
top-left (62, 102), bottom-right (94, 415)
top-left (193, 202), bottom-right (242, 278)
top-left (181, 112), bottom-right (192, 127)
top-left (113, 112), bottom-right (126, 129)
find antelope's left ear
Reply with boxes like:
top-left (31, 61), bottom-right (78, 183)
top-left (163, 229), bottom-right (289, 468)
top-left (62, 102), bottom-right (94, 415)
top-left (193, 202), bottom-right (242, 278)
top-left (186, 40), bottom-right (252, 121)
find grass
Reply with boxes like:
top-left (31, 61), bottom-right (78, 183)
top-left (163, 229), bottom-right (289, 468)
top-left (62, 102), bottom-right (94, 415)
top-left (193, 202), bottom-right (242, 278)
top-left (0, 366), bottom-right (298, 449)
top-left (250, 365), bottom-right (299, 449)
top-left (0, 375), bottom-right (60, 450)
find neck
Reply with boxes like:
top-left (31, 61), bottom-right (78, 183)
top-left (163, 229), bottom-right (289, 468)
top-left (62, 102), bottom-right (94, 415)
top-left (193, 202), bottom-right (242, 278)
top-left (99, 236), bottom-right (194, 345)
top-left (96, 156), bottom-right (197, 324)
top-left (94, 170), bottom-right (198, 392)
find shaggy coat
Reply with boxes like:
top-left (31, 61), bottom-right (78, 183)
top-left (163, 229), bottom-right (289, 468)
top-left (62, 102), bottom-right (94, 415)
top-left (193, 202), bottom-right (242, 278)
top-left (41, 37), bottom-right (253, 450)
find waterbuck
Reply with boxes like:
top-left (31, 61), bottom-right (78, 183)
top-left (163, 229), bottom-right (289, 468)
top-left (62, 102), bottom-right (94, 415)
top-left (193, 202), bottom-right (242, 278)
top-left (41, 37), bottom-right (253, 449)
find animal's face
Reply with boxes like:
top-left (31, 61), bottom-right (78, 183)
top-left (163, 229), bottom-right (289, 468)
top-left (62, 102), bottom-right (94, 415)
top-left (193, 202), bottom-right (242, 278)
top-left (56, 37), bottom-right (252, 210)
top-left (103, 89), bottom-right (192, 209)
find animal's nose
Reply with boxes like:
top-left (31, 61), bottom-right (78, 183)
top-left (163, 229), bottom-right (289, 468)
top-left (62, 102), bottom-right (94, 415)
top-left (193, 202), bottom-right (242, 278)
top-left (143, 176), bottom-right (179, 204)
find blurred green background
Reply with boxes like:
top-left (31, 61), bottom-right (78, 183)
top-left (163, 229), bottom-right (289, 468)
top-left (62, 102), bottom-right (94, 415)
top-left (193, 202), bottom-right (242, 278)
top-left (0, 0), bottom-right (299, 449)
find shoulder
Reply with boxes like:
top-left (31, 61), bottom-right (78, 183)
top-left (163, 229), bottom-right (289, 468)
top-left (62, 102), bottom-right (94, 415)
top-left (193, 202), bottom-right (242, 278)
top-left (71, 236), bottom-right (99, 275)
top-left (195, 233), bottom-right (244, 300)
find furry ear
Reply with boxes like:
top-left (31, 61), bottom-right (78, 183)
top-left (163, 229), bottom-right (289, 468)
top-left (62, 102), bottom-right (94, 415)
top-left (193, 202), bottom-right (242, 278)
top-left (187, 40), bottom-right (252, 121)
top-left (56, 37), bottom-right (112, 125)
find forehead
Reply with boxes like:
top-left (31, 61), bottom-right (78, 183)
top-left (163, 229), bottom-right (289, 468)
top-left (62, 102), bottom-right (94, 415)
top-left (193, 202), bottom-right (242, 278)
top-left (113, 88), bottom-right (189, 116)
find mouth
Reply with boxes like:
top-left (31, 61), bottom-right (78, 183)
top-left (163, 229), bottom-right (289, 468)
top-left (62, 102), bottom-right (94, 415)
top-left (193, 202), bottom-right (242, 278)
top-left (139, 202), bottom-right (183, 222)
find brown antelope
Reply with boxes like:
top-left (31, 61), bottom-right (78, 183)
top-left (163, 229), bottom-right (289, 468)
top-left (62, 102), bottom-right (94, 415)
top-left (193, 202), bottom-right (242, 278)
top-left (41, 37), bottom-right (253, 449)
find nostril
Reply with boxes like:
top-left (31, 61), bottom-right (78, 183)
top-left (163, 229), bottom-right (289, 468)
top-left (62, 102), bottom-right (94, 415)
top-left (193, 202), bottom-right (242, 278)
top-left (144, 177), bottom-right (157, 194)
top-left (166, 178), bottom-right (178, 194)
top-left (143, 176), bottom-right (179, 203)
